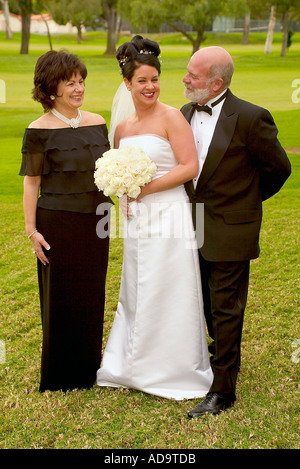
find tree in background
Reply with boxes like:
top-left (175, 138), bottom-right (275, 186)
top-left (48, 0), bottom-right (103, 43)
top-left (6, 0), bottom-right (300, 56)
top-left (128, 0), bottom-right (236, 54)
top-left (265, 5), bottom-right (277, 54)
top-left (277, 0), bottom-right (299, 56)
top-left (9, 0), bottom-right (51, 53)
top-left (12, 0), bottom-right (32, 53)
top-left (239, 0), bottom-right (266, 45)
top-left (48, 0), bottom-right (119, 54)
top-left (103, 0), bottom-right (118, 55)
top-left (33, 2), bottom-right (53, 50)
top-left (1, 0), bottom-right (13, 39)
top-left (237, 0), bottom-right (300, 55)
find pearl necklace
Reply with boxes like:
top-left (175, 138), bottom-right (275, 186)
top-left (51, 108), bottom-right (82, 128)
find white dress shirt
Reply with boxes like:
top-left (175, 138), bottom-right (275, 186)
top-left (191, 90), bottom-right (227, 188)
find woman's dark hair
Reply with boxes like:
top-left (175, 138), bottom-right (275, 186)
top-left (32, 50), bottom-right (87, 112)
top-left (117, 35), bottom-right (161, 81)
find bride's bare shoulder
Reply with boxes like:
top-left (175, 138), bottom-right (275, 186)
top-left (159, 102), bottom-right (181, 117)
top-left (158, 103), bottom-right (185, 126)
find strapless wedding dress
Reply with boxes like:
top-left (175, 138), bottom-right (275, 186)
top-left (97, 135), bottom-right (213, 400)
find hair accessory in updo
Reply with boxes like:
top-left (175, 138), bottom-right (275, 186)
top-left (139, 49), bottom-right (155, 55)
top-left (118, 56), bottom-right (128, 67)
top-left (118, 48), bottom-right (155, 67)
top-left (116, 35), bottom-right (161, 79)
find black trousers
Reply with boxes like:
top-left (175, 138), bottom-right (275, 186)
top-left (199, 252), bottom-right (250, 398)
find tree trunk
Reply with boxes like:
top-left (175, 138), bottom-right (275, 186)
top-left (104, 4), bottom-right (117, 55)
top-left (116, 14), bottom-right (122, 44)
top-left (241, 13), bottom-right (250, 45)
top-left (1, 0), bottom-right (13, 39)
top-left (194, 29), bottom-right (204, 53)
top-left (166, 21), bottom-right (204, 55)
top-left (20, 13), bottom-right (31, 54)
top-left (281, 10), bottom-right (289, 57)
top-left (265, 5), bottom-right (276, 54)
top-left (34, 10), bottom-right (53, 50)
top-left (77, 24), bottom-right (82, 44)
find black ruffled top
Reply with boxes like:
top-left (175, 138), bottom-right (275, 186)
top-left (19, 125), bottom-right (112, 213)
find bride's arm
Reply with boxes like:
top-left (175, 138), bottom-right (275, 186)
top-left (113, 119), bottom-right (125, 149)
top-left (138, 109), bottom-right (198, 199)
top-left (114, 122), bottom-right (134, 218)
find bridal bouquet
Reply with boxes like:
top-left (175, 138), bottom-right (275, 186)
top-left (94, 146), bottom-right (157, 199)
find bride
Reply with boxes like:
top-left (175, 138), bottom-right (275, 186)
top-left (97, 35), bottom-right (213, 400)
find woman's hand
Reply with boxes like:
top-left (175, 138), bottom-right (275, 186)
top-left (23, 175), bottom-right (50, 264)
top-left (119, 186), bottom-right (149, 219)
top-left (30, 231), bottom-right (51, 266)
top-left (119, 195), bottom-right (134, 219)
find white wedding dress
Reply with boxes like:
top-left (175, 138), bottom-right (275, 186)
top-left (97, 134), bottom-right (213, 400)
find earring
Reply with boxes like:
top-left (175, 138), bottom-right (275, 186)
top-left (50, 95), bottom-right (55, 100)
top-left (127, 87), bottom-right (131, 91)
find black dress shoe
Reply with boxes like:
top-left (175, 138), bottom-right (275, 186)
top-left (188, 392), bottom-right (235, 418)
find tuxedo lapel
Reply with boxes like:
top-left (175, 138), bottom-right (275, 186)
top-left (195, 91), bottom-right (238, 191)
top-left (181, 103), bottom-right (198, 197)
top-left (181, 103), bottom-right (196, 123)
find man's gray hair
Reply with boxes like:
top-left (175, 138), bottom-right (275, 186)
top-left (208, 62), bottom-right (234, 89)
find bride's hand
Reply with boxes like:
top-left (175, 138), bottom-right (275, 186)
top-left (119, 195), bottom-right (134, 219)
top-left (136, 184), bottom-right (150, 201)
top-left (120, 188), bottom-right (147, 219)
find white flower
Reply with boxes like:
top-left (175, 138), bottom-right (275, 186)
top-left (104, 185), bottom-right (117, 196)
top-left (122, 173), bottom-right (134, 186)
top-left (94, 146), bottom-right (157, 199)
top-left (109, 176), bottom-right (123, 188)
top-left (127, 184), bottom-right (141, 199)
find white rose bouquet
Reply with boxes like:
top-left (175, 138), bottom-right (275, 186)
top-left (94, 146), bottom-right (157, 199)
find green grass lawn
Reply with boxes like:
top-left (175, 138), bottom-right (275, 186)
top-left (0, 31), bottom-right (299, 450)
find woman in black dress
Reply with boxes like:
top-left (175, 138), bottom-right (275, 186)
top-left (20, 50), bottom-right (112, 392)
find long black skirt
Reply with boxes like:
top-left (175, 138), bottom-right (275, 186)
top-left (36, 208), bottom-right (110, 392)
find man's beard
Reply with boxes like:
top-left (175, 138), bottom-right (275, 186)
top-left (184, 86), bottom-right (211, 104)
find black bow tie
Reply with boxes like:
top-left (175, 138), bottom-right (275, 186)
top-left (193, 104), bottom-right (212, 115)
top-left (192, 90), bottom-right (228, 116)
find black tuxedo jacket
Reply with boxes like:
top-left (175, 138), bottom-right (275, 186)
top-left (181, 89), bottom-right (291, 262)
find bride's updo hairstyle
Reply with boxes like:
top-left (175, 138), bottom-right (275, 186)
top-left (117, 35), bottom-right (161, 81)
